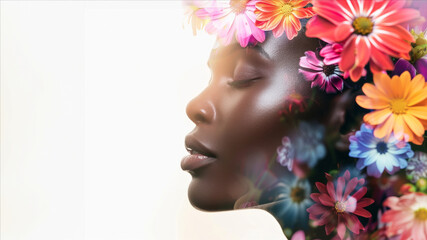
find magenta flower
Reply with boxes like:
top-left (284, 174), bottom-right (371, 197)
top-left (307, 170), bottom-right (374, 240)
top-left (299, 50), bottom-right (344, 94)
top-left (202, 0), bottom-right (265, 47)
top-left (320, 42), bottom-right (343, 65)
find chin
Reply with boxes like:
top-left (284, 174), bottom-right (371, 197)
top-left (187, 177), bottom-right (241, 211)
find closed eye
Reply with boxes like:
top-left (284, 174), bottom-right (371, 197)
top-left (227, 77), bottom-right (261, 88)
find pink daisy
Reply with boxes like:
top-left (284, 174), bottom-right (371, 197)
top-left (306, 0), bottom-right (422, 82)
top-left (202, 0), bottom-right (265, 47)
top-left (307, 170), bottom-right (374, 239)
top-left (183, 0), bottom-right (211, 35)
top-left (381, 193), bottom-right (427, 240)
top-left (299, 50), bottom-right (344, 93)
top-left (320, 42), bottom-right (343, 66)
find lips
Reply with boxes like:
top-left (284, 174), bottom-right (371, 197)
top-left (181, 136), bottom-right (217, 172)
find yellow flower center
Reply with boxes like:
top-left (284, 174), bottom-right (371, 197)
top-left (279, 3), bottom-right (293, 16)
top-left (230, 0), bottom-right (248, 13)
top-left (414, 208), bottom-right (427, 221)
top-left (290, 186), bottom-right (306, 203)
top-left (390, 99), bottom-right (408, 115)
top-left (352, 17), bottom-right (374, 36)
top-left (335, 201), bottom-right (346, 213)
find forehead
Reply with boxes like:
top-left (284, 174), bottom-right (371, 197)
top-left (209, 33), bottom-right (319, 64)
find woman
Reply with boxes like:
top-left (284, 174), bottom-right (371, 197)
top-left (181, 1), bottom-right (427, 239)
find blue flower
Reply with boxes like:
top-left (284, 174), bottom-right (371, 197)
top-left (276, 136), bottom-right (295, 171)
top-left (261, 175), bottom-right (312, 229)
top-left (349, 124), bottom-right (414, 178)
top-left (292, 121), bottom-right (326, 168)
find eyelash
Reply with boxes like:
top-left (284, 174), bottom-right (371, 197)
top-left (227, 77), bottom-right (261, 88)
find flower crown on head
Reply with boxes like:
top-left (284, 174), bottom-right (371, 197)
top-left (183, 1), bottom-right (427, 239)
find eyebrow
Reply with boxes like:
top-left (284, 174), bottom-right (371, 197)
top-left (207, 42), bottom-right (271, 67)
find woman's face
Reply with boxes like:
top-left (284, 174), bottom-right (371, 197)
top-left (182, 33), bottom-right (320, 211)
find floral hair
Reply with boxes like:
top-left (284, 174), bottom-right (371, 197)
top-left (183, 0), bottom-right (427, 239)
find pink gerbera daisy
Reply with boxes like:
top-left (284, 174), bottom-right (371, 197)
top-left (307, 170), bottom-right (374, 239)
top-left (202, 0), bottom-right (265, 47)
top-left (306, 0), bottom-right (422, 82)
top-left (299, 50), bottom-right (344, 93)
top-left (382, 193), bottom-right (427, 240)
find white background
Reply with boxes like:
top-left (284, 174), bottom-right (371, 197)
top-left (1, 1), bottom-right (285, 240)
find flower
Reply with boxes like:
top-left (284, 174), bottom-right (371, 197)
top-left (356, 71), bottom-right (427, 145)
top-left (381, 192), bottom-right (427, 240)
top-left (320, 42), bottom-right (343, 66)
top-left (306, 0), bottom-right (421, 81)
top-left (279, 92), bottom-right (308, 117)
top-left (411, 28), bottom-right (427, 80)
top-left (307, 170), bottom-right (374, 239)
top-left (292, 121), bottom-right (326, 167)
top-left (392, 58), bottom-right (417, 79)
top-left (254, 0), bottom-right (314, 40)
top-left (203, 0), bottom-right (265, 47)
top-left (299, 50), bottom-right (344, 93)
top-left (407, 151), bottom-right (427, 183)
top-left (262, 176), bottom-right (313, 229)
top-left (349, 124), bottom-right (414, 178)
top-left (183, 0), bottom-right (210, 35)
top-left (276, 136), bottom-right (295, 171)
top-left (290, 230), bottom-right (305, 240)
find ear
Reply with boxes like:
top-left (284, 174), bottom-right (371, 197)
top-left (323, 90), bottom-right (361, 152)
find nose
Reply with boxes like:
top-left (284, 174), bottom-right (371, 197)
top-left (186, 88), bottom-right (216, 125)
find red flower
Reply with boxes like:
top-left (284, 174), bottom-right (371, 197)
top-left (306, 0), bottom-right (422, 81)
top-left (307, 170), bottom-right (374, 239)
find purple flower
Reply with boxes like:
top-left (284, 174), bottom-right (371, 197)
top-left (406, 151), bottom-right (427, 183)
top-left (299, 51), bottom-right (344, 94)
top-left (392, 58), bottom-right (417, 78)
top-left (393, 58), bottom-right (427, 80)
top-left (415, 58), bottom-right (427, 80)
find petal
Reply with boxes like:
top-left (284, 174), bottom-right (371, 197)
top-left (355, 36), bottom-right (371, 67)
top-left (377, 8), bottom-right (421, 26)
top-left (393, 59), bottom-right (417, 78)
top-left (374, 114), bottom-right (395, 139)
top-left (352, 187), bottom-right (367, 200)
top-left (407, 106), bottom-right (427, 120)
top-left (393, 115), bottom-right (405, 140)
top-left (357, 198), bottom-right (374, 207)
top-left (356, 95), bottom-right (389, 109)
top-left (334, 23), bottom-right (354, 42)
top-left (415, 58), bottom-right (427, 80)
top-left (369, 45), bottom-right (395, 72)
top-left (339, 36), bottom-right (357, 72)
top-left (361, 83), bottom-right (390, 101)
top-left (403, 114), bottom-right (425, 137)
top-left (373, 72), bottom-right (392, 96)
top-left (306, 15), bottom-right (337, 42)
top-left (292, 7), bottom-right (315, 19)
top-left (353, 207), bottom-right (372, 218)
top-left (363, 108), bottom-right (392, 125)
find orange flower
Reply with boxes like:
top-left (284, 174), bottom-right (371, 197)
top-left (356, 71), bottom-right (427, 145)
top-left (254, 0), bottom-right (314, 40)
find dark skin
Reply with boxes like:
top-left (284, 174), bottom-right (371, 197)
top-left (183, 32), bottom-right (358, 235)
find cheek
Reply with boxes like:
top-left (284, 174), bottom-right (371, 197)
top-left (217, 71), bottom-right (296, 171)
